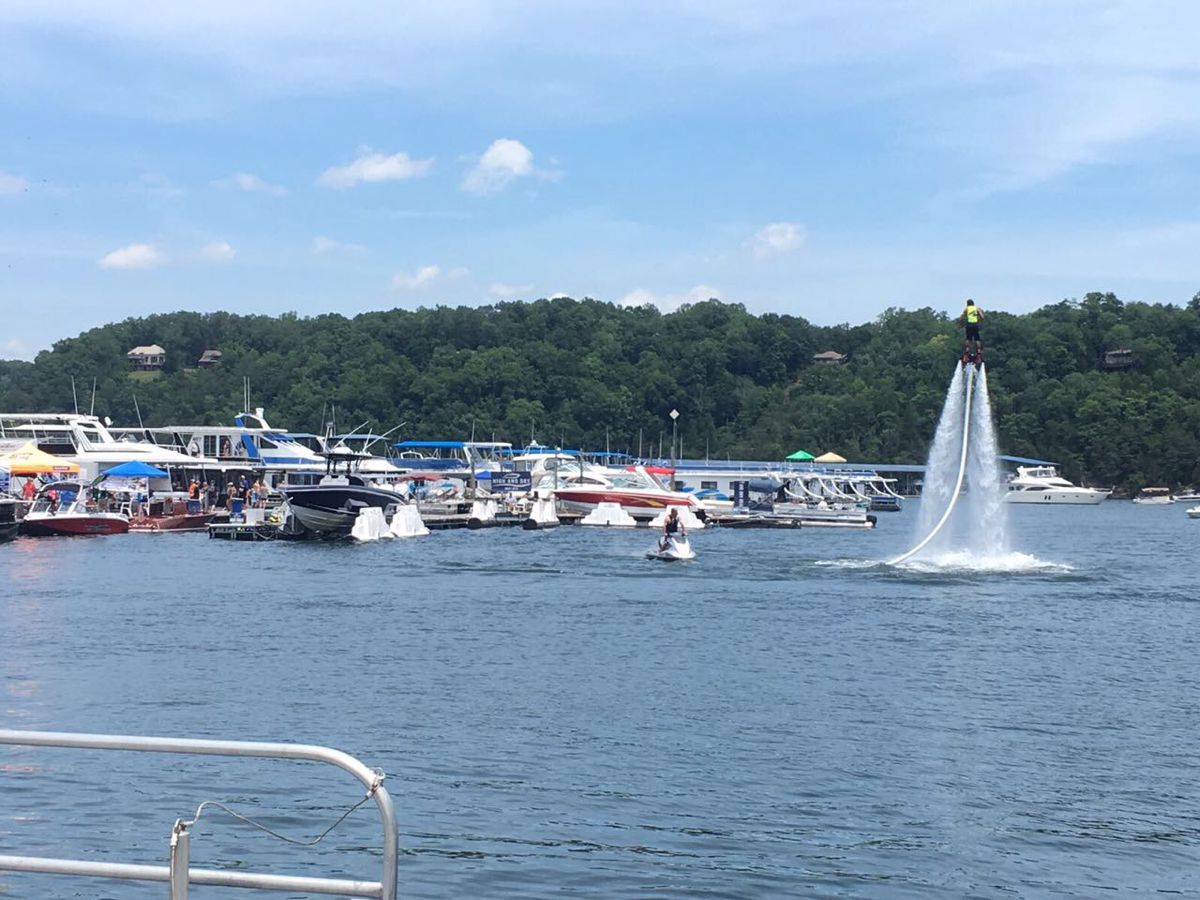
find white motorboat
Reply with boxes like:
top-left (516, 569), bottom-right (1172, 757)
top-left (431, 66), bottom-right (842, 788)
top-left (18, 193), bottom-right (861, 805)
top-left (1187, 506), bottom-right (1200, 519)
top-left (646, 535), bottom-right (696, 561)
top-left (1005, 466), bottom-right (1109, 505)
top-left (551, 465), bottom-right (704, 522)
top-left (1132, 487), bottom-right (1175, 505)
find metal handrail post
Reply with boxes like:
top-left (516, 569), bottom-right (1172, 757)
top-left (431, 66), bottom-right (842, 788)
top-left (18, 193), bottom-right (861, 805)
top-left (169, 820), bottom-right (190, 900)
top-left (0, 729), bottom-right (397, 900)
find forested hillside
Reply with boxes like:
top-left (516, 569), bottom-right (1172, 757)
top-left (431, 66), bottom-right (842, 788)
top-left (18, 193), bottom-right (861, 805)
top-left (2, 293), bottom-right (1199, 488)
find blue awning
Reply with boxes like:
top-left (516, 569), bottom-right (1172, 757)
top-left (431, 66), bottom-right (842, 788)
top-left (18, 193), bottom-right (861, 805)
top-left (102, 460), bottom-right (170, 478)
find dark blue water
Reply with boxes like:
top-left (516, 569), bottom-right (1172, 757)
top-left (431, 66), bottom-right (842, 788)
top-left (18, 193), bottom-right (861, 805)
top-left (2, 503), bottom-right (1199, 898)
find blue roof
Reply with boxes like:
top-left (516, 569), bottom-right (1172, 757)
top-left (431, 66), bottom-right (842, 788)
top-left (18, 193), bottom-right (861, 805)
top-left (394, 440), bottom-right (466, 449)
top-left (999, 454), bottom-right (1059, 466)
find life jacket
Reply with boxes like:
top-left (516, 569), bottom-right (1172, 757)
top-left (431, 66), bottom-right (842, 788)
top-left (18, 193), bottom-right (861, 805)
top-left (965, 306), bottom-right (981, 324)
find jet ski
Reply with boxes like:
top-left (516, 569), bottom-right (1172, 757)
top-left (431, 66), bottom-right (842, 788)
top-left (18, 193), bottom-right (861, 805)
top-left (646, 535), bottom-right (696, 561)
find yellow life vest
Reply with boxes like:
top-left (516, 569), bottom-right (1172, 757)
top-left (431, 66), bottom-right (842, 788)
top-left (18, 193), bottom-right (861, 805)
top-left (965, 306), bottom-right (980, 324)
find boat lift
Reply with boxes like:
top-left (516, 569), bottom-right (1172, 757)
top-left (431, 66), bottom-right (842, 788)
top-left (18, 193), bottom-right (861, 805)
top-left (0, 729), bottom-right (398, 899)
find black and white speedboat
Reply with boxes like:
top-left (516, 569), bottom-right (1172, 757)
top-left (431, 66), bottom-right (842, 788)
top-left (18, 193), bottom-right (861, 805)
top-left (280, 453), bottom-right (407, 536)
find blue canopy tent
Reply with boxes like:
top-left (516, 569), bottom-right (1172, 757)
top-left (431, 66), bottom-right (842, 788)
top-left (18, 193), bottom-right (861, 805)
top-left (101, 460), bottom-right (170, 479)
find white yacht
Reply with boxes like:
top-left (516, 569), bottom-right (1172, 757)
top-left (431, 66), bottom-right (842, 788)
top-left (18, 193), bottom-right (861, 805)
top-left (1005, 466), bottom-right (1109, 505)
top-left (113, 409), bottom-right (326, 470)
top-left (0, 412), bottom-right (204, 480)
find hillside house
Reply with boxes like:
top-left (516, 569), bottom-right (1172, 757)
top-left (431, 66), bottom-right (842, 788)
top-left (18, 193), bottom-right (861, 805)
top-left (198, 349), bottom-right (223, 368)
top-left (813, 350), bottom-right (848, 366)
top-left (126, 344), bottom-right (165, 371)
top-left (1101, 349), bottom-right (1136, 370)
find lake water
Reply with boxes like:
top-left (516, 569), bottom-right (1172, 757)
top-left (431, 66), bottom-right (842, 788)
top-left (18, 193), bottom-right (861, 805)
top-left (2, 502), bottom-right (1199, 898)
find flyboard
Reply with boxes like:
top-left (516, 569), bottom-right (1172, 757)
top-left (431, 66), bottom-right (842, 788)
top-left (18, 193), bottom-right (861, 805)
top-left (888, 359), bottom-right (978, 565)
top-left (647, 535), bottom-right (696, 561)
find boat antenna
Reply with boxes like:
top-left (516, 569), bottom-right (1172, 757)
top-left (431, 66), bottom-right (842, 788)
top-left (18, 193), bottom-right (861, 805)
top-left (638, 428), bottom-right (643, 461)
top-left (344, 418), bottom-right (372, 444)
top-left (89, 378), bottom-right (97, 416)
top-left (363, 422), bottom-right (405, 454)
top-left (132, 393), bottom-right (145, 429)
top-left (71, 376), bottom-right (79, 414)
top-left (243, 376), bottom-right (250, 413)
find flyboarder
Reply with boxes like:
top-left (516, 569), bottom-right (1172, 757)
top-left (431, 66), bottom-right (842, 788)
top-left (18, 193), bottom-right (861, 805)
top-left (959, 298), bottom-right (984, 366)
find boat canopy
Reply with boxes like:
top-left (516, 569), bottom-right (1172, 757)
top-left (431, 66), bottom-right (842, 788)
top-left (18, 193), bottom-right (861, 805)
top-left (101, 460), bottom-right (170, 479)
top-left (393, 440), bottom-right (467, 450)
top-left (814, 451), bottom-right (847, 463)
top-left (0, 441), bottom-right (81, 475)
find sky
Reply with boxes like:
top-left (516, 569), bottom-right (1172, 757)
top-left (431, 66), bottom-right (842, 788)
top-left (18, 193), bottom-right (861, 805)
top-left (2, 0), bottom-right (1199, 359)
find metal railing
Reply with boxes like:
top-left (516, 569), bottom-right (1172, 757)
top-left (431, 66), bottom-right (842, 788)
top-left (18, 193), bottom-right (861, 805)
top-left (0, 729), bottom-right (398, 899)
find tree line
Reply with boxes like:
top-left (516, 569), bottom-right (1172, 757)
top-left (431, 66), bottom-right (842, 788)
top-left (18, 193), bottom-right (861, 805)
top-left (2, 292), bottom-right (1199, 489)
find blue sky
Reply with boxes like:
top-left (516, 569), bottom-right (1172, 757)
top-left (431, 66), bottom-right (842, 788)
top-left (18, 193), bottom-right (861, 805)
top-left (3, 1), bottom-right (1199, 359)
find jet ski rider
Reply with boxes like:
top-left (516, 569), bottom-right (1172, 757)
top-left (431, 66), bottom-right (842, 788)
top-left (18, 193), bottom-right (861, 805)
top-left (660, 506), bottom-right (686, 550)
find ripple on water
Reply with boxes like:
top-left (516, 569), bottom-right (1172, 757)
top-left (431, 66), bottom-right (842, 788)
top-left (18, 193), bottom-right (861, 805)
top-left (2, 508), bottom-right (1199, 898)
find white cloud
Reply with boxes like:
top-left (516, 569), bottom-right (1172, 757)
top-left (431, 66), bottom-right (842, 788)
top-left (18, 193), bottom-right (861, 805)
top-left (312, 235), bottom-right (366, 256)
top-left (618, 284), bottom-right (721, 313)
top-left (0, 172), bottom-right (28, 195)
top-left (1, 337), bottom-right (35, 360)
top-left (98, 243), bottom-right (165, 270)
top-left (747, 222), bottom-right (805, 259)
top-left (317, 149), bottom-right (433, 188)
top-left (214, 172), bottom-right (287, 196)
top-left (199, 241), bottom-right (236, 263)
top-left (489, 281), bottom-right (533, 298)
top-left (447, 266), bottom-right (470, 280)
top-left (391, 264), bottom-right (440, 289)
top-left (461, 138), bottom-right (537, 195)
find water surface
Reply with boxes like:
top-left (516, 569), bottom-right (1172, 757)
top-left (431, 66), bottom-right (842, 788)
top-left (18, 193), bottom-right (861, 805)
top-left (2, 502), bottom-right (1198, 897)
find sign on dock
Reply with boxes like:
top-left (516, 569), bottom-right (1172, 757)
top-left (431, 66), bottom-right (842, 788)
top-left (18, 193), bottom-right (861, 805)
top-left (489, 472), bottom-right (532, 493)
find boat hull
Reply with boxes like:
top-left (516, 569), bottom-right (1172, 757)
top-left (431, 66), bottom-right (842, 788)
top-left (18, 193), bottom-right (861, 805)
top-left (281, 484), bottom-right (403, 534)
top-left (1006, 490), bottom-right (1108, 505)
top-left (129, 513), bottom-right (217, 532)
top-left (553, 489), bottom-right (700, 522)
top-left (21, 514), bottom-right (130, 536)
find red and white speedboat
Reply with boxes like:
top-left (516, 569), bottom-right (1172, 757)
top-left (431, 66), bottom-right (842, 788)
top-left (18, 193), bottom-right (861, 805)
top-left (550, 465), bottom-right (703, 522)
top-left (21, 481), bottom-right (130, 537)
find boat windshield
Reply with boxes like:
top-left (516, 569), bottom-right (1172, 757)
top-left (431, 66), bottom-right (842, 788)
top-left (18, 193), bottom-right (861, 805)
top-left (608, 473), bottom-right (653, 490)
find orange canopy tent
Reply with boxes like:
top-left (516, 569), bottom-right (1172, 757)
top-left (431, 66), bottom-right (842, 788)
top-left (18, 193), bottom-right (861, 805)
top-left (0, 442), bottom-right (80, 475)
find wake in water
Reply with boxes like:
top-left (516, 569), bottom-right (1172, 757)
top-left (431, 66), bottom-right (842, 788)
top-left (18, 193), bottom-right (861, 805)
top-left (894, 550), bottom-right (1073, 575)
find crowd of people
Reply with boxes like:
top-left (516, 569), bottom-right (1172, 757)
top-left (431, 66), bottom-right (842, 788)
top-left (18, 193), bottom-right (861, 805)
top-left (187, 475), bottom-right (271, 511)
